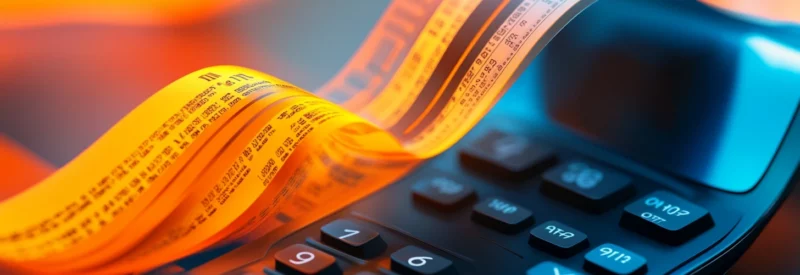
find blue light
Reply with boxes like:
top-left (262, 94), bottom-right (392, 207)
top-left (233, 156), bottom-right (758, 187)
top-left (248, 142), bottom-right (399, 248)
top-left (706, 35), bottom-right (800, 192)
top-left (745, 35), bottom-right (800, 73)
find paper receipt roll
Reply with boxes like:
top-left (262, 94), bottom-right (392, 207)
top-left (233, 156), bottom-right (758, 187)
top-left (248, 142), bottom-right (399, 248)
top-left (0, 0), bottom-right (594, 273)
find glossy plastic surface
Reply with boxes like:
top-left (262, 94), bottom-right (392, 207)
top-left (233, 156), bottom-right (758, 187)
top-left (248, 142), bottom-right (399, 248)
top-left (536, 0), bottom-right (800, 192)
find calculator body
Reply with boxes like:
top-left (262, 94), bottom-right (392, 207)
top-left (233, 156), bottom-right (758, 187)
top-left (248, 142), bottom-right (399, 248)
top-left (185, 1), bottom-right (800, 274)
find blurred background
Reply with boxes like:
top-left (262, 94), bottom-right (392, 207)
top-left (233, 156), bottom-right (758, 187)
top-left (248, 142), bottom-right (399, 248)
top-left (0, 0), bottom-right (798, 273)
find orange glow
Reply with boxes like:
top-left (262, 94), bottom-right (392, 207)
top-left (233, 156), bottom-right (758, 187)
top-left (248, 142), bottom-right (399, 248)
top-left (0, 135), bottom-right (53, 201)
top-left (0, 0), bottom-right (248, 29)
top-left (700, 0), bottom-right (800, 24)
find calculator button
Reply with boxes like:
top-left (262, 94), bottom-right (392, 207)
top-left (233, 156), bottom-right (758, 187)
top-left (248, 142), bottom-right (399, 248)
top-left (529, 221), bottom-right (589, 258)
top-left (390, 246), bottom-right (456, 275)
top-left (320, 219), bottom-right (386, 258)
top-left (459, 130), bottom-right (556, 178)
top-left (620, 190), bottom-right (714, 245)
top-left (527, 261), bottom-right (584, 275)
top-left (471, 197), bottom-right (534, 233)
top-left (412, 175), bottom-right (476, 211)
top-left (541, 161), bottom-right (634, 213)
top-left (584, 243), bottom-right (647, 275)
top-left (275, 244), bottom-right (340, 275)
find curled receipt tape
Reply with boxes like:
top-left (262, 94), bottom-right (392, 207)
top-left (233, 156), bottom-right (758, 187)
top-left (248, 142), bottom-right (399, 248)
top-left (0, 0), bottom-right (594, 273)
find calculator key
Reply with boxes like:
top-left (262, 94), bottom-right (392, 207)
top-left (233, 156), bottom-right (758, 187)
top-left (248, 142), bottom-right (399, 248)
top-left (320, 219), bottom-right (386, 258)
top-left (459, 130), bottom-right (556, 178)
top-left (620, 190), bottom-right (714, 245)
top-left (390, 246), bottom-right (456, 275)
top-left (275, 244), bottom-right (340, 275)
top-left (584, 243), bottom-right (647, 275)
top-left (471, 197), bottom-right (534, 233)
top-left (527, 261), bottom-right (584, 275)
top-left (541, 161), bottom-right (634, 213)
top-left (529, 221), bottom-right (589, 257)
top-left (412, 175), bottom-right (476, 211)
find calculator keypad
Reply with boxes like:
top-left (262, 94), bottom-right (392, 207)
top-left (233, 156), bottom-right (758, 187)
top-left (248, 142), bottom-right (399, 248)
top-left (231, 127), bottom-right (736, 275)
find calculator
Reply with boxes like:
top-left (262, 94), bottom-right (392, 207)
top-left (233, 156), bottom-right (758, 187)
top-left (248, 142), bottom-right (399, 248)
top-left (180, 1), bottom-right (800, 274)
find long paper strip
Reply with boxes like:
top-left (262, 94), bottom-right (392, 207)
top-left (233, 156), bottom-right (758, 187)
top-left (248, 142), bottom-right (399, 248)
top-left (0, 0), bottom-right (594, 273)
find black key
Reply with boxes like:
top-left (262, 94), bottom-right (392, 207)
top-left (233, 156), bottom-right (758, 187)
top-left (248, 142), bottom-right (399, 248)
top-left (275, 244), bottom-right (340, 275)
top-left (459, 130), bottom-right (556, 179)
top-left (320, 219), bottom-right (386, 258)
top-left (412, 174), bottom-right (476, 211)
top-left (390, 246), bottom-right (456, 275)
top-left (526, 261), bottom-right (584, 275)
top-left (620, 190), bottom-right (714, 245)
top-left (541, 160), bottom-right (634, 213)
top-left (584, 243), bottom-right (647, 275)
top-left (529, 221), bottom-right (589, 257)
top-left (471, 197), bottom-right (534, 233)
